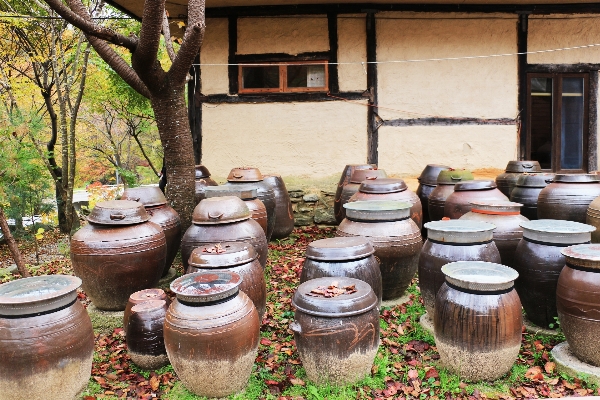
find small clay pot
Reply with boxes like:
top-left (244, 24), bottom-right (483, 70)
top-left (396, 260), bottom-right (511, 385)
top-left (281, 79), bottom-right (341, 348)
top-left (126, 300), bottom-right (169, 370)
top-left (123, 288), bottom-right (169, 331)
top-left (496, 161), bottom-right (542, 197)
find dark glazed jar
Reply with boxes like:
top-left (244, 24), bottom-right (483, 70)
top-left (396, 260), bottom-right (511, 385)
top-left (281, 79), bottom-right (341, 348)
top-left (123, 288), bottom-right (169, 332)
top-left (538, 174), bottom-right (600, 223)
top-left (121, 186), bottom-right (181, 277)
top-left (428, 169), bottom-right (474, 222)
top-left (205, 185), bottom-right (268, 237)
top-left (300, 237), bottom-right (382, 304)
top-left (419, 220), bottom-right (500, 316)
top-left (496, 161), bottom-right (542, 197)
top-left (334, 164), bottom-right (377, 224)
top-left (459, 201), bottom-right (528, 268)
top-left (336, 201), bottom-right (422, 300)
top-left (126, 300), bottom-right (169, 370)
top-left (290, 277), bottom-right (379, 385)
top-left (263, 174), bottom-right (295, 239)
top-left (587, 196), bottom-right (600, 243)
top-left (0, 276), bottom-right (94, 400)
top-left (181, 196), bottom-right (268, 269)
top-left (510, 173), bottom-right (555, 220)
top-left (417, 164), bottom-right (450, 228)
top-left (71, 200), bottom-right (167, 310)
top-left (435, 262), bottom-right (522, 381)
top-left (164, 271), bottom-right (259, 398)
top-left (515, 220), bottom-right (595, 328)
top-left (349, 178), bottom-right (423, 229)
top-left (187, 242), bottom-right (266, 320)
top-left (444, 180), bottom-right (509, 219)
top-left (337, 169), bottom-right (388, 223)
top-left (194, 165), bottom-right (218, 204)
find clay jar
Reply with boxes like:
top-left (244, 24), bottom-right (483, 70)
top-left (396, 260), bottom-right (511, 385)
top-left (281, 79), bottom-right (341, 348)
top-left (538, 174), bottom-right (600, 223)
top-left (419, 220), bottom-right (500, 316)
top-left (428, 169), bottom-right (474, 222)
top-left (300, 237), bottom-right (382, 304)
top-left (496, 161), bottom-right (542, 198)
top-left (121, 186), bottom-right (181, 277)
top-left (123, 288), bottom-right (169, 332)
top-left (263, 174), bottom-right (295, 239)
top-left (514, 220), bottom-right (595, 328)
top-left (71, 200), bottom-right (167, 310)
top-left (587, 196), bottom-right (600, 243)
top-left (205, 185), bottom-right (268, 237)
top-left (181, 196), bottom-right (268, 269)
top-left (291, 277), bottom-right (380, 385)
top-left (444, 180), bottom-right (509, 219)
top-left (349, 178), bottom-right (423, 229)
top-left (164, 271), bottom-right (259, 398)
top-left (459, 201), bottom-right (528, 268)
top-left (0, 276), bottom-right (94, 400)
top-left (337, 169), bottom-right (388, 223)
top-left (194, 165), bottom-right (218, 204)
top-left (187, 242), bottom-right (266, 320)
top-left (336, 201), bottom-right (422, 300)
top-left (417, 164), bottom-right (450, 227)
top-left (225, 167), bottom-right (276, 241)
top-left (435, 262), bottom-right (522, 381)
top-left (126, 300), bottom-right (169, 370)
top-left (510, 173), bottom-right (555, 220)
top-left (334, 164), bottom-right (377, 223)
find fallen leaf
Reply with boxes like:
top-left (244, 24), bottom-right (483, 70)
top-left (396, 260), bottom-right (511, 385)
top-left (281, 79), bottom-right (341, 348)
top-left (150, 375), bottom-right (160, 392)
top-left (408, 369), bottom-right (419, 380)
top-left (544, 361), bottom-right (556, 374)
top-left (525, 366), bottom-right (544, 381)
top-left (425, 367), bottom-right (439, 379)
top-left (290, 378), bottom-right (305, 386)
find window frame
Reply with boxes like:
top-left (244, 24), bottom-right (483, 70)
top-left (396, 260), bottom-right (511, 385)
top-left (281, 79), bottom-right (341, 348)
top-left (238, 61), bottom-right (329, 94)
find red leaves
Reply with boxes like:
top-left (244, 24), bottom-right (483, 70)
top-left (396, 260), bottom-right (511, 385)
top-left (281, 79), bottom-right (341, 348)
top-left (425, 367), bottom-right (439, 379)
top-left (202, 243), bottom-right (226, 254)
top-left (545, 361), bottom-right (556, 374)
top-left (525, 366), bottom-right (545, 381)
top-left (306, 281), bottom-right (357, 298)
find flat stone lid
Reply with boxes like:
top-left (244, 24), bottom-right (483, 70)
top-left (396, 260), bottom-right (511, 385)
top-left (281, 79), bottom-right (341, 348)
top-left (192, 196), bottom-right (250, 225)
top-left (227, 167), bottom-right (263, 182)
top-left (425, 220), bottom-right (496, 243)
top-left (204, 185), bottom-right (258, 200)
top-left (520, 219), bottom-right (595, 244)
top-left (188, 242), bottom-right (257, 268)
top-left (562, 244), bottom-right (600, 269)
top-left (505, 160), bottom-right (542, 173)
top-left (442, 261), bottom-right (518, 292)
top-left (344, 200), bottom-right (411, 221)
top-left (306, 237), bottom-right (374, 261)
top-left (454, 179), bottom-right (497, 191)
top-left (87, 200), bottom-right (150, 225)
top-left (359, 178), bottom-right (407, 194)
top-left (170, 271), bottom-right (241, 303)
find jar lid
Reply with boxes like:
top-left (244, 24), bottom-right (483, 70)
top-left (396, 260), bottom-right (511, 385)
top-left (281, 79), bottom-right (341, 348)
top-left (128, 288), bottom-right (167, 303)
top-left (227, 167), bottom-right (263, 182)
top-left (0, 275), bottom-right (81, 316)
top-left (425, 220), bottom-right (496, 243)
top-left (344, 200), bottom-right (411, 222)
top-left (442, 261), bottom-right (518, 292)
top-left (562, 244), bottom-right (600, 269)
top-left (170, 271), bottom-right (242, 303)
top-left (358, 178), bottom-right (407, 194)
top-left (437, 169), bottom-right (474, 185)
top-left (454, 180), bottom-right (497, 191)
top-left (204, 185), bottom-right (258, 200)
top-left (131, 299), bottom-right (167, 314)
top-left (520, 219), bottom-right (595, 244)
top-left (292, 277), bottom-right (378, 317)
top-left (418, 164), bottom-right (451, 186)
top-left (553, 174), bottom-right (600, 183)
top-left (121, 186), bottom-right (167, 207)
top-left (505, 161), bottom-right (542, 173)
top-left (195, 165), bottom-right (212, 179)
top-left (515, 173), bottom-right (555, 188)
top-left (188, 242), bottom-right (258, 268)
top-left (306, 237), bottom-right (375, 261)
top-left (87, 200), bottom-right (150, 225)
top-left (192, 196), bottom-right (250, 225)
top-left (349, 169), bottom-right (388, 184)
top-left (469, 201), bottom-right (523, 215)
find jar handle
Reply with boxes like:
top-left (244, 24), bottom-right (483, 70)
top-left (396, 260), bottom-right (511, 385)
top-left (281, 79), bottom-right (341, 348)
top-left (522, 163), bottom-right (534, 169)
top-left (450, 176), bottom-right (462, 181)
top-left (545, 178), bottom-right (554, 184)
top-left (365, 176), bottom-right (377, 180)
top-left (110, 213), bottom-right (126, 220)
top-left (233, 173), bottom-right (243, 178)
top-left (132, 197), bottom-right (141, 202)
top-left (289, 321), bottom-right (302, 334)
top-left (208, 211), bottom-right (224, 220)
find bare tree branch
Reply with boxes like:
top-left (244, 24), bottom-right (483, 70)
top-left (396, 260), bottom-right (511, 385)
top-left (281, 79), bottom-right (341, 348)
top-left (162, 10), bottom-right (176, 63)
top-left (132, 0), bottom-right (166, 81)
top-left (169, 24), bottom-right (204, 84)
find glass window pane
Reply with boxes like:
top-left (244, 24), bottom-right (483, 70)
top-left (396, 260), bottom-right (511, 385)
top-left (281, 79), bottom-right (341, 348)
top-left (561, 77), bottom-right (585, 170)
top-left (530, 77), bottom-right (553, 169)
top-left (287, 64), bottom-right (326, 88)
top-left (242, 66), bottom-right (279, 89)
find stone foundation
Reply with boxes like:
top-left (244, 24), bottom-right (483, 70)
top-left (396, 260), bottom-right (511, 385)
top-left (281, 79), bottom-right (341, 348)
top-left (288, 188), bottom-right (337, 227)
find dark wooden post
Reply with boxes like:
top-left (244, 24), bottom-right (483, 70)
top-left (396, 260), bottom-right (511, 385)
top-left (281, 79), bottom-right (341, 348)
top-left (228, 15), bottom-right (238, 94)
top-left (517, 12), bottom-right (529, 160)
top-left (188, 53), bottom-right (202, 164)
top-left (327, 12), bottom-right (339, 94)
top-left (366, 12), bottom-right (379, 165)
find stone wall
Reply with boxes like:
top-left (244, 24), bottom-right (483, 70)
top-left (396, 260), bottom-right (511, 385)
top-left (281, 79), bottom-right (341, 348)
top-left (288, 188), bottom-right (337, 226)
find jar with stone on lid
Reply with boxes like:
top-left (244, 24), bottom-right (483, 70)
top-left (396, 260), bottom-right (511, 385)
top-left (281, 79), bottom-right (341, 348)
top-left (205, 185), bottom-right (268, 237)
top-left (334, 164), bottom-right (377, 224)
top-left (428, 169), bottom-right (473, 222)
top-left (263, 174), bottom-right (295, 239)
top-left (496, 161), bottom-right (542, 197)
top-left (444, 180), bottom-right (508, 219)
top-left (194, 165), bottom-right (218, 204)
top-left (510, 173), bottom-right (555, 220)
top-left (416, 164), bottom-right (450, 228)
top-left (538, 174), bottom-right (600, 223)
top-left (336, 169), bottom-right (388, 223)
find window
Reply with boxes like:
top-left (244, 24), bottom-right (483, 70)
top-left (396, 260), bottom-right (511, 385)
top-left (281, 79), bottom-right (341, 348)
top-left (238, 61), bottom-right (328, 94)
top-left (527, 73), bottom-right (589, 172)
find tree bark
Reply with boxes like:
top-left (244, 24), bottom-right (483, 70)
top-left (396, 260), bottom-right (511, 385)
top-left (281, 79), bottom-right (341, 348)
top-left (0, 207), bottom-right (30, 278)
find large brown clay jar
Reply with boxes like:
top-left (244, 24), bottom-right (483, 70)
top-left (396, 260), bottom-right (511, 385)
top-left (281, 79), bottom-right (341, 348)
top-left (337, 169), bottom-right (388, 223)
top-left (444, 180), bottom-right (508, 219)
top-left (419, 220), bottom-right (500, 316)
top-left (121, 186), bottom-right (181, 277)
top-left (0, 276), bottom-right (94, 400)
top-left (428, 169), bottom-right (473, 222)
top-left (514, 220), bottom-right (594, 328)
top-left (71, 200), bottom-right (167, 310)
top-left (496, 161), bottom-right (542, 198)
top-left (417, 164), bottom-right (450, 229)
top-left (123, 288), bottom-right (169, 332)
top-left (300, 237), bottom-right (382, 304)
top-left (435, 262), bottom-right (522, 381)
top-left (538, 174), bottom-right (600, 223)
top-left (181, 196), bottom-right (268, 269)
top-left (165, 271), bottom-right (259, 397)
top-left (126, 300), bottom-right (169, 370)
top-left (587, 196), bottom-right (600, 243)
top-left (291, 277), bottom-right (379, 385)
top-left (263, 174), bottom-right (295, 239)
top-left (194, 165), bottom-right (218, 204)
top-left (337, 201), bottom-right (422, 300)
top-left (334, 164), bottom-right (377, 224)
top-left (349, 178), bottom-right (423, 229)
top-left (510, 173), bottom-right (555, 220)
top-left (187, 242), bottom-right (266, 320)
top-left (205, 185), bottom-right (268, 236)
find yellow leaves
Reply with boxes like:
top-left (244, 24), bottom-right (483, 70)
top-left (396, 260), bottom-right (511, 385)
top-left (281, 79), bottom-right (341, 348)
top-left (34, 227), bottom-right (44, 240)
top-left (176, 21), bottom-right (185, 29)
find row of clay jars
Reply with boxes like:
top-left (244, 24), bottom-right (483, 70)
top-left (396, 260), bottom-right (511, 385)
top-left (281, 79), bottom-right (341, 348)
top-left (538, 174), bottom-right (600, 223)
top-left (194, 165), bottom-right (218, 204)
top-left (495, 160), bottom-right (542, 198)
top-left (416, 164), bottom-right (450, 230)
top-left (444, 180), bottom-right (509, 219)
top-left (334, 164), bottom-right (377, 223)
top-left (510, 173), bottom-right (555, 220)
top-left (428, 169), bottom-right (474, 222)
top-left (263, 174), bottom-right (295, 240)
top-left (336, 169), bottom-right (388, 223)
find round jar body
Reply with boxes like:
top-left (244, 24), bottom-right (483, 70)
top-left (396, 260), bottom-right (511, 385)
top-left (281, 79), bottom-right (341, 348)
top-left (194, 177), bottom-right (219, 204)
top-left (146, 204), bottom-right (181, 276)
top-left (71, 222), bottom-right (167, 310)
top-left (123, 288), bottom-right (169, 333)
top-left (126, 301), bottom-right (169, 370)
top-left (349, 189), bottom-right (423, 229)
top-left (417, 183), bottom-right (436, 227)
top-left (263, 175), bottom-right (295, 239)
top-left (444, 188), bottom-right (509, 219)
top-left (496, 161), bottom-right (542, 198)
top-left (538, 181), bottom-right (600, 223)
top-left (226, 181), bottom-right (276, 241)
top-left (510, 186), bottom-right (544, 220)
top-left (587, 196), bottom-right (600, 243)
top-left (334, 164), bottom-right (377, 223)
top-left (428, 184), bottom-right (454, 222)
top-left (244, 198), bottom-right (268, 236)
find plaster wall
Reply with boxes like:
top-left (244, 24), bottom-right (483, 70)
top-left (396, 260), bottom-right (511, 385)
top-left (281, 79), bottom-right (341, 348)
top-left (337, 15), bottom-right (367, 91)
top-left (201, 18), bottom-right (230, 95)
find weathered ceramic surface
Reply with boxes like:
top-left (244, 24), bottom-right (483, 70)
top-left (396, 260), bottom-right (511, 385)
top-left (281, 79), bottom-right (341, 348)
top-left (87, 200), bottom-right (150, 225)
top-left (205, 186), bottom-right (268, 236)
top-left (587, 195), bottom-right (600, 244)
top-left (123, 288), bottom-right (169, 332)
top-left (225, 182), bottom-right (276, 241)
top-left (334, 164), bottom-right (377, 224)
top-left (538, 174), bottom-right (600, 223)
top-left (496, 160), bottom-right (542, 197)
top-left (428, 169), bottom-right (474, 222)
top-left (417, 164), bottom-right (450, 229)
top-left (194, 165), bottom-right (219, 204)
top-left (510, 173), bottom-right (555, 220)
top-left (126, 300), bottom-right (169, 370)
top-left (192, 196), bottom-right (251, 225)
top-left (263, 175), bottom-right (295, 240)
top-left (337, 169), bottom-right (388, 223)
top-left (444, 180), bottom-right (509, 219)
top-left (418, 164), bottom-right (451, 187)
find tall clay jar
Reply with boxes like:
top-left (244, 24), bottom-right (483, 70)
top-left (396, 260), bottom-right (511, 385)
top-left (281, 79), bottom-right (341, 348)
top-left (459, 201), bottom-right (528, 268)
top-left (416, 164), bottom-right (449, 229)
top-left (510, 173), bottom-right (555, 220)
top-left (587, 196), bottom-right (600, 243)
top-left (336, 169), bottom-right (388, 223)
top-left (334, 164), bottom-right (377, 224)
top-left (428, 169), bottom-right (474, 222)
top-left (181, 196), bottom-right (268, 269)
top-left (291, 277), bottom-right (380, 385)
top-left (419, 220), bottom-right (500, 317)
top-left (0, 276), bottom-right (94, 400)
top-left (300, 237), bottom-right (382, 304)
top-left (187, 242), bottom-right (266, 320)
top-left (444, 180), bottom-right (509, 219)
top-left (164, 271), bottom-right (259, 398)
top-left (435, 262), bottom-right (522, 381)
top-left (121, 186), bottom-right (181, 276)
top-left (71, 200), bottom-right (167, 310)
top-left (349, 178), bottom-right (423, 229)
top-left (337, 201), bottom-right (422, 300)
top-left (123, 288), bottom-right (169, 332)
top-left (194, 165), bottom-right (218, 204)
top-left (126, 300), bottom-right (169, 370)
top-left (205, 185), bottom-right (268, 237)
top-left (495, 161), bottom-right (542, 198)
top-left (263, 174), bottom-right (295, 239)
top-left (538, 174), bottom-right (600, 223)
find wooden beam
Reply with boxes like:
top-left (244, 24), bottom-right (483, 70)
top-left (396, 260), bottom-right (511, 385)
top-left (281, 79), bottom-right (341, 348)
top-left (366, 12), bottom-right (378, 165)
top-left (188, 54), bottom-right (202, 164)
top-left (517, 13), bottom-right (529, 160)
top-left (384, 117), bottom-right (517, 126)
top-left (228, 15), bottom-right (238, 94)
top-left (197, 91), bottom-right (365, 103)
top-left (328, 12), bottom-right (340, 94)
top-left (235, 52), bottom-right (330, 61)
top-left (527, 63), bottom-right (600, 73)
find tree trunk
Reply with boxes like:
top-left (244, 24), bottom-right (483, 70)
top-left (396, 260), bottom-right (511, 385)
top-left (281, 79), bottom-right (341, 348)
top-left (0, 207), bottom-right (30, 278)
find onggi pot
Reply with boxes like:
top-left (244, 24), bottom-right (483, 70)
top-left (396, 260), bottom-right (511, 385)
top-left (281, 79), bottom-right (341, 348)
top-left (126, 300), bottom-right (169, 370)
top-left (444, 180), bottom-right (508, 219)
top-left (586, 195), bottom-right (600, 243)
top-left (510, 173), bottom-right (555, 220)
top-left (123, 288), bottom-right (169, 333)
top-left (417, 164), bottom-right (450, 228)
top-left (205, 185), bottom-right (268, 237)
top-left (538, 174), bottom-right (600, 223)
top-left (263, 174), bottom-right (295, 239)
top-left (496, 161), bottom-right (542, 198)
top-left (337, 169), bottom-right (388, 223)
top-left (334, 164), bottom-right (377, 224)
top-left (428, 169), bottom-right (474, 222)
top-left (194, 165), bottom-right (218, 204)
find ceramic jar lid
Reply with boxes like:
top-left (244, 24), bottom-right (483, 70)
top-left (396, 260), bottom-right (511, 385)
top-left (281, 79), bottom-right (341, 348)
top-left (515, 173), bottom-right (555, 188)
top-left (442, 261), bottom-right (518, 292)
top-left (562, 244), bottom-right (600, 270)
top-left (520, 219), bottom-right (596, 245)
top-left (170, 271), bottom-right (242, 303)
top-left (418, 164), bottom-right (450, 186)
top-left (505, 161), bottom-right (542, 173)
top-left (227, 167), bottom-right (263, 182)
top-left (306, 237), bottom-right (375, 261)
top-left (292, 277), bottom-right (378, 317)
top-left (87, 200), bottom-right (150, 225)
top-left (425, 220), bottom-right (496, 243)
top-left (128, 288), bottom-right (168, 303)
top-left (358, 178), bottom-right (407, 194)
top-left (437, 169), bottom-right (474, 185)
top-left (204, 185), bottom-right (258, 200)
top-left (0, 275), bottom-right (81, 316)
top-left (121, 187), bottom-right (167, 207)
top-left (195, 165), bottom-right (211, 179)
top-left (553, 174), bottom-right (600, 183)
top-left (454, 180), bottom-right (497, 191)
top-left (343, 201), bottom-right (411, 222)
top-left (130, 299), bottom-right (167, 315)
top-left (188, 242), bottom-right (258, 268)
top-left (469, 201), bottom-right (523, 215)
top-left (192, 196), bottom-right (251, 225)
top-left (349, 169), bottom-right (388, 184)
